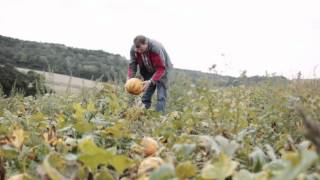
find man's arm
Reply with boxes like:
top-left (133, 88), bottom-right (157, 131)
top-left (150, 48), bottom-right (166, 83)
top-left (128, 48), bottom-right (137, 79)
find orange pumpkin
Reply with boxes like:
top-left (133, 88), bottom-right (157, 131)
top-left (141, 137), bottom-right (159, 157)
top-left (125, 78), bottom-right (144, 95)
top-left (8, 174), bottom-right (33, 180)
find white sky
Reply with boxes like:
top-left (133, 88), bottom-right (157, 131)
top-left (0, 0), bottom-right (319, 78)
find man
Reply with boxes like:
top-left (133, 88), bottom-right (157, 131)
top-left (127, 35), bottom-right (173, 114)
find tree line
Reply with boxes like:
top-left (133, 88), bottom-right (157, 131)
top-left (0, 35), bottom-right (289, 89)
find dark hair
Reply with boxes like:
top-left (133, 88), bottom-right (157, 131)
top-left (133, 35), bottom-right (147, 48)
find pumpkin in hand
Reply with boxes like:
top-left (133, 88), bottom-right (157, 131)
top-left (125, 78), bottom-right (144, 95)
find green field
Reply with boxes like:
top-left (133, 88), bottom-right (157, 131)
top-left (0, 75), bottom-right (319, 180)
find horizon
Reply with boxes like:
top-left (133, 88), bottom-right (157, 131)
top-left (1, 0), bottom-right (319, 79)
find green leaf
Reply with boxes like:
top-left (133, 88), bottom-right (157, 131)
top-left (78, 154), bottom-right (109, 171)
top-left (214, 135), bottom-right (239, 157)
top-left (249, 147), bottom-right (267, 172)
top-left (0, 145), bottom-right (19, 159)
top-left (43, 152), bottom-right (80, 180)
top-left (0, 125), bottom-right (8, 135)
top-left (74, 166), bottom-right (91, 180)
top-left (11, 128), bottom-right (26, 149)
top-left (73, 103), bottom-right (85, 121)
top-left (31, 111), bottom-right (45, 121)
top-left (77, 138), bottom-right (112, 170)
top-left (149, 163), bottom-right (177, 180)
top-left (263, 159), bottom-right (286, 172)
top-left (233, 169), bottom-right (269, 180)
top-left (105, 122), bottom-right (129, 138)
top-left (108, 155), bottom-right (134, 174)
top-left (74, 120), bottom-right (94, 134)
top-left (106, 146), bottom-right (117, 155)
top-left (273, 149), bottom-right (318, 180)
top-left (201, 153), bottom-right (238, 180)
top-left (94, 169), bottom-right (115, 180)
top-left (233, 170), bottom-right (256, 180)
top-left (175, 161), bottom-right (197, 179)
top-left (172, 144), bottom-right (196, 160)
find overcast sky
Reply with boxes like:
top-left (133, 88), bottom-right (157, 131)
top-left (1, 0), bottom-right (319, 78)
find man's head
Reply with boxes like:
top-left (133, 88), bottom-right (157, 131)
top-left (134, 35), bottom-right (148, 53)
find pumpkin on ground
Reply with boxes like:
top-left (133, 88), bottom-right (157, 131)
top-left (141, 137), bottom-right (159, 157)
top-left (125, 78), bottom-right (144, 95)
top-left (137, 157), bottom-right (164, 176)
top-left (8, 174), bottom-right (33, 180)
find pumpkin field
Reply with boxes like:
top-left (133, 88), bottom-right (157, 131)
top-left (0, 75), bottom-right (320, 180)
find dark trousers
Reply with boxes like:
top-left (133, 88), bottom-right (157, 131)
top-left (141, 81), bottom-right (167, 114)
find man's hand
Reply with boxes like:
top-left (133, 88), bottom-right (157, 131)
top-left (142, 80), bottom-right (153, 91)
